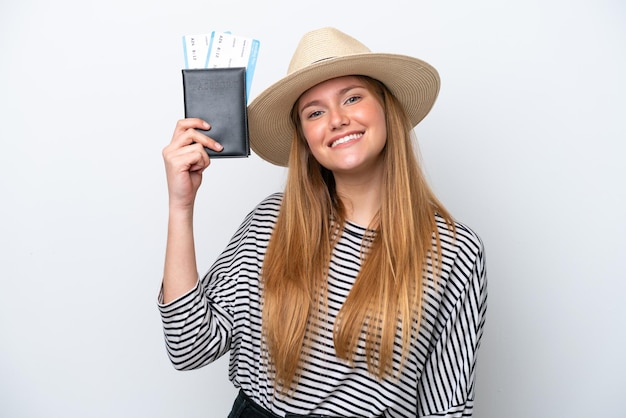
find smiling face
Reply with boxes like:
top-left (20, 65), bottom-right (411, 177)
top-left (296, 76), bottom-right (387, 177)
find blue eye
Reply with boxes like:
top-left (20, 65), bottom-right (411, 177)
top-left (345, 95), bottom-right (361, 105)
top-left (307, 110), bottom-right (323, 119)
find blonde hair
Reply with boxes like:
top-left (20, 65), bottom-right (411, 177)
top-left (261, 76), bottom-right (454, 392)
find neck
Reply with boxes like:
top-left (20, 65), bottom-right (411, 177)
top-left (334, 167), bottom-right (384, 228)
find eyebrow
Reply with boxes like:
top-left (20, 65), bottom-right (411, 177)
top-left (298, 84), bottom-right (365, 114)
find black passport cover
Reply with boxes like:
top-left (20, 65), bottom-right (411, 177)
top-left (182, 67), bottom-right (250, 158)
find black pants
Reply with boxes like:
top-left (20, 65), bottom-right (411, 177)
top-left (228, 390), bottom-right (334, 418)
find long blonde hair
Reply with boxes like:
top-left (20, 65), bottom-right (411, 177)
top-left (261, 76), bottom-right (454, 392)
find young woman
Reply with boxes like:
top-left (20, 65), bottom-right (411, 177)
top-left (159, 27), bottom-right (487, 418)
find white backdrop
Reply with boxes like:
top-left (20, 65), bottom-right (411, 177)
top-left (1, 1), bottom-right (624, 417)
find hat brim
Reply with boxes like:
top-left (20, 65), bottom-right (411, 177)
top-left (248, 53), bottom-right (440, 167)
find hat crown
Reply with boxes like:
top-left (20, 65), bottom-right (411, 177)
top-left (287, 27), bottom-right (371, 75)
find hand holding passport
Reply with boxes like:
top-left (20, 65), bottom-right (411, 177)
top-left (181, 32), bottom-right (260, 158)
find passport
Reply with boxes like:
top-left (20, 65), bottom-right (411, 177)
top-left (182, 67), bottom-right (250, 158)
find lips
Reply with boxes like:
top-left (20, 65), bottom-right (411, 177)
top-left (329, 133), bottom-right (363, 148)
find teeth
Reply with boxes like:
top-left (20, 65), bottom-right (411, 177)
top-left (331, 133), bottom-right (361, 148)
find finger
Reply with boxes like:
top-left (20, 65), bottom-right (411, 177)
top-left (167, 130), bottom-right (224, 156)
top-left (165, 142), bottom-right (211, 172)
top-left (172, 118), bottom-right (210, 137)
top-left (187, 144), bottom-right (212, 172)
top-left (169, 119), bottom-right (224, 154)
top-left (170, 118), bottom-right (210, 147)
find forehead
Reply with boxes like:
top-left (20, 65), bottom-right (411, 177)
top-left (298, 75), bottom-right (366, 103)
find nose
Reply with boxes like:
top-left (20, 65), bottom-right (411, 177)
top-left (328, 106), bottom-right (349, 130)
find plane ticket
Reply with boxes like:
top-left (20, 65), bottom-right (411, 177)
top-left (182, 31), bottom-right (260, 101)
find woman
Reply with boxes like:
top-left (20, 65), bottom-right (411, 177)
top-left (159, 27), bottom-right (487, 417)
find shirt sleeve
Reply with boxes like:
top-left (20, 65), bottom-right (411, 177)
top-left (157, 278), bottom-right (233, 370)
top-left (157, 210), bottom-right (256, 371)
top-left (417, 235), bottom-right (488, 417)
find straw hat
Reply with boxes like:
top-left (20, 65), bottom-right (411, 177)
top-left (248, 27), bottom-right (440, 167)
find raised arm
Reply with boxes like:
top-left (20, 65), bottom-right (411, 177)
top-left (161, 118), bottom-right (223, 303)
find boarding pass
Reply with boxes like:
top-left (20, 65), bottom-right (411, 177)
top-left (182, 31), bottom-right (260, 101)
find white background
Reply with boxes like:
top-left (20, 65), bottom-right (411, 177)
top-left (1, 1), bottom-right (624, 417)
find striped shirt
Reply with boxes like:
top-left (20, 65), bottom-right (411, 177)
top-left (158, 192), bottom-right (487, 417)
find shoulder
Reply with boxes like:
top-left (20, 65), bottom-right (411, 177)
top-left (251, 192), bottom-right (283, 216)
top-left (223, 193), bottom-right (284, 249)
top-left (239, 192), bottom-right (283, 230)
top-left (431, 216), bottom-right (487, 317)
top-left (435, 214), bottom-right (485, 266)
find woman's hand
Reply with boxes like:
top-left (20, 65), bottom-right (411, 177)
top-left (162, 118), bottom-right (223, 210)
